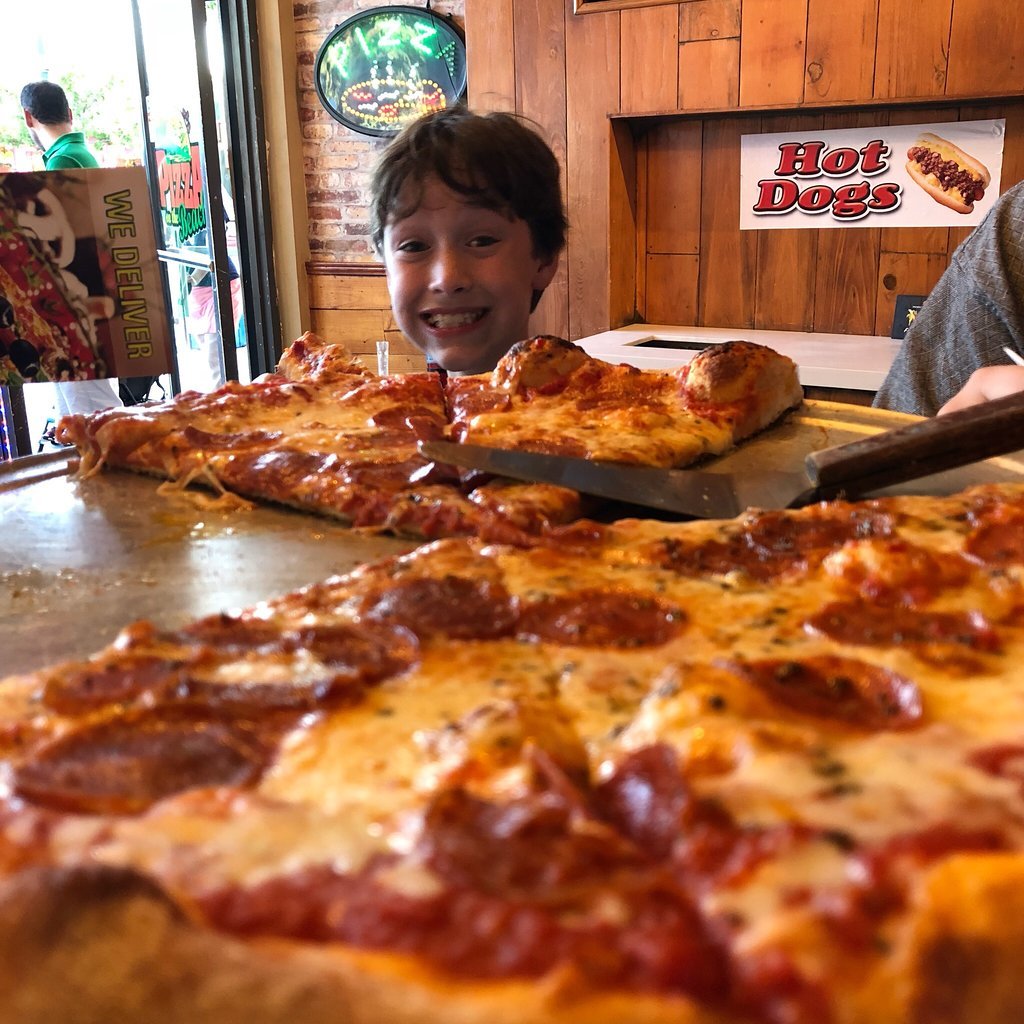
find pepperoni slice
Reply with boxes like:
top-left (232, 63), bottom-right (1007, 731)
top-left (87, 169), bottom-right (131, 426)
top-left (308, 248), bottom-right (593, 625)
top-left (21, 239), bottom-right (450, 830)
top-left (965, 506), bottom-right (1024, 565)
top-left (593, 744), bottom-right (691, 860)
top-left (724, 655), bottom-right (923, 730)
top-left (12, 712), bottom-right (270, 814)
top-left (358, 576), bottom-right (517, 640)
top-left (421, 787), bottom-right (641, 900)
top-left (805, 601), bottom-right (1001, 652)
top-left (650, 506), bottom-right (894, 582)
top-left (968, 743), bottom-right (1024, 793)
top-left (181, 425), bottom-right (284, 450)
top-left (42, 655), bottom-right (186, 715)
top-left (174, 620), bottom-right (420, 710)
top-left (517, 589), bottom-right (685, 647)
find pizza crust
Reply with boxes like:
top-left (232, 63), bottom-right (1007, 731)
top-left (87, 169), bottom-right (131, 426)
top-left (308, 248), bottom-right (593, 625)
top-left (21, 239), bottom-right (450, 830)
top-left (896, 854), bottom-right (1024, 1024)
top-left (0, 865), bottom-right (714, 1024)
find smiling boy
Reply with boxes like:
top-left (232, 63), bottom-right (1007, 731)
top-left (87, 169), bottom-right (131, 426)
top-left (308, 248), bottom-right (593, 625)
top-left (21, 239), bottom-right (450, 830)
top-left (370, 107), bottom-right (567, 375)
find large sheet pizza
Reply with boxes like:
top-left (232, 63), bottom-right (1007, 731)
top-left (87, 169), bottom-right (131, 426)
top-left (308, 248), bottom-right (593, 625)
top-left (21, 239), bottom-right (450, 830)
top-left (3, 481), bottom-right (1024, 1022)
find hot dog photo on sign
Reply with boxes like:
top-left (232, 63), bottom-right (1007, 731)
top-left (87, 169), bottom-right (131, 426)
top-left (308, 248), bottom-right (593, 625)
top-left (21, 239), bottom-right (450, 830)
top-left (906, 132), bottom-right (992, 214)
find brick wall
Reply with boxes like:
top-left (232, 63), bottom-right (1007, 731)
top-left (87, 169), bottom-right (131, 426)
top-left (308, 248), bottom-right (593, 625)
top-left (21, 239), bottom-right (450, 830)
top-left (293, 0), bottom-right (465, 262)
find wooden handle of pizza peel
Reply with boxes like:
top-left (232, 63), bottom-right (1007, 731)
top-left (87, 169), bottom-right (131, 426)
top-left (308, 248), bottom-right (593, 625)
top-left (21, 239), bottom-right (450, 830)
top-left (805, 390), bottom-right (1024, 496)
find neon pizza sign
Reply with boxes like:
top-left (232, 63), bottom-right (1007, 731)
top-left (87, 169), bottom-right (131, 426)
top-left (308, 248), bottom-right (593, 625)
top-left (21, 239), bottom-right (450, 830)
top-left (314, 6), bottom-right (468, 137)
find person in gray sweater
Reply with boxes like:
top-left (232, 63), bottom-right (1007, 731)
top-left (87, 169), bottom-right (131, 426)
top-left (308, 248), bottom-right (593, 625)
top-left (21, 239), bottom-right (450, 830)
top-left (873, 179), bottom-right (1024, 416)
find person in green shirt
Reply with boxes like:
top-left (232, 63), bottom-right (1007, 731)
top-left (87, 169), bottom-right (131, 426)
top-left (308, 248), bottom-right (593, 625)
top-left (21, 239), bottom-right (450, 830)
top-left (20, 80), bottom-right (99, 170)
top-left (18, 80), bottom-right (119, 424)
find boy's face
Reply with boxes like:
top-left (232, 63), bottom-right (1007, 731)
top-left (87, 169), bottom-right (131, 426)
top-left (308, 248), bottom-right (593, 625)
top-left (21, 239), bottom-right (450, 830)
top-left (382, 177), bottom-right (558, 374)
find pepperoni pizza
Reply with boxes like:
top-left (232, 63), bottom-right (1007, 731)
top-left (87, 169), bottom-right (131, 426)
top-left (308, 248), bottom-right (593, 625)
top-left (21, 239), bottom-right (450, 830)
top-left (55, 333), bottom-right (803, 542)
top-left (3, 483), bottom-right (1024, 1022)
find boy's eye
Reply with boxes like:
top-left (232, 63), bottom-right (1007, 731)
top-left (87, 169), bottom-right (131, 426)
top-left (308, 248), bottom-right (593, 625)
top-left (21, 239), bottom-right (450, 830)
top-left (395, 239), bottom-right (427, 254)
top-left (468, 235), bottom-right (500, 248)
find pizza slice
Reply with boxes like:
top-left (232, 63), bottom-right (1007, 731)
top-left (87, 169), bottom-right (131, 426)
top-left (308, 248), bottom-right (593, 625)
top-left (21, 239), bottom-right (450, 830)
top-left (56, 332), bottom-right (802, 542)
top-left (445, 335), bottom-right (803, 465)
top-left (56, 331), bottom-right (582, 543)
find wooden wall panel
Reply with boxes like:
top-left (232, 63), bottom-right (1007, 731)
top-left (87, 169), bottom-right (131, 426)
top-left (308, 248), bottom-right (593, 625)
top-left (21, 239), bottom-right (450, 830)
top-left (739, 0), bottom-right (808, 107)
top-left (698, 118), bottom-right (760, 327)
top-left (947, 2), bottom-right (1024, 96)
top-left (874, 0), bottom-right (953, 98)
top-left (679, 39), bottom-right (740, 109)
top-left (620, 6), bottom-right (679, 113)
top-left (808, 111), bottom-right (881, 335)
top-left (308, 268), bottom-right (425, 372)
top-left (804, 0), bottom-right (878, 103)
top-left (646, 122), bottom-right (702, 254)
top-left (466, 0), bottom-right (516, 110)
top-left (753, 114), bottom-right (821, 331)
top-left (608, 121), bottom-right (640, 330)
top-left (679, 0), bottom-right (740, 41)
top-left (566, 2), bottom-right (621, 339)
top-left (514, 0), bottom-right (570, 341)
top-left (646, 254), bottom-right (699, 323)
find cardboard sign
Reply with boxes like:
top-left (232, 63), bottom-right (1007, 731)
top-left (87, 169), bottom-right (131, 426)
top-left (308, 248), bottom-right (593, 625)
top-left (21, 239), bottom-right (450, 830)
top-left (0, 167), bottom-right (172, 385)
top-left (740, 119), bottom-right (1005, 230)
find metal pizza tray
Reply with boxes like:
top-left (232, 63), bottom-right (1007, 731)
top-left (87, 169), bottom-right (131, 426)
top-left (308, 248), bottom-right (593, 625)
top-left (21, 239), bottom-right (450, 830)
top-left (2, 399), bottom-right (1023, 678)
top-left (0, 462), bottom-right (415, 677)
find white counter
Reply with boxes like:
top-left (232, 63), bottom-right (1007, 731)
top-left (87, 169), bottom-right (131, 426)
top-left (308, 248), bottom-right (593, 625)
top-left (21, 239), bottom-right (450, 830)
top-left (575, 325), bottom-right (900, 391)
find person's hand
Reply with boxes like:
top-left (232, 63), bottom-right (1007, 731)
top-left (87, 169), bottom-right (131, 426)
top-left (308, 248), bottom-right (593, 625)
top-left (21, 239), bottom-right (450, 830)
top-left (938, 365), bottom-right (1024, 415)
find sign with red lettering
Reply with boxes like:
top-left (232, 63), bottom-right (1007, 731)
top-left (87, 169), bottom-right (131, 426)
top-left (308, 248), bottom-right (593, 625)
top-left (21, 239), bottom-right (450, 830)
top-left (739, 119), bottom-right (1005, 230)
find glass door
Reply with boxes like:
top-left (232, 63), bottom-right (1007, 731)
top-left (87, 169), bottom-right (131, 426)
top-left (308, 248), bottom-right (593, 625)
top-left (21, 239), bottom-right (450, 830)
top-left (132, 0), bottom-right (249, 392)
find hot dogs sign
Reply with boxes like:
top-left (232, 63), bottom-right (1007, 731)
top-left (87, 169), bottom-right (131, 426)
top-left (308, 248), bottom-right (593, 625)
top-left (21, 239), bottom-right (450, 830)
top-left (739, 119), bottom-right (1005, 230)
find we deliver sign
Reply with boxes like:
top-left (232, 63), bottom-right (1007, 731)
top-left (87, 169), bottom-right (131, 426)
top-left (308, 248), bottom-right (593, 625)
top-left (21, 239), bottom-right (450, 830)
top-left (739, 119), bottom-right (1005, 230)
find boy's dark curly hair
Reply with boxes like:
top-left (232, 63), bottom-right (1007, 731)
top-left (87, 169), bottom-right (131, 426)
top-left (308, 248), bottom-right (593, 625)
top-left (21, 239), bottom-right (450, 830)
top-left (370, 106), bottom-right (567, 267)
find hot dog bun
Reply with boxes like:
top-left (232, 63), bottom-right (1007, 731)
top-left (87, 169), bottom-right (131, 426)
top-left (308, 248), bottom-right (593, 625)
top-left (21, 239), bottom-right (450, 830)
top-left (906, 132), bottom-right (991, 214)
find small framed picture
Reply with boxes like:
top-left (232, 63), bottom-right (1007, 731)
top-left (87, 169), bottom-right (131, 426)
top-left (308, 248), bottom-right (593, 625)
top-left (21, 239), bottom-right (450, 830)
top-left (891, 294), bottom-right (926, 340)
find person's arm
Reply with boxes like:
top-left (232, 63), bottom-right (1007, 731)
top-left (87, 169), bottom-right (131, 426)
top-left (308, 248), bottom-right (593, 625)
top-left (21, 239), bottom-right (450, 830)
top-left (937, 365), bottom-right (1024, 414)
top-left (872, 262), bottom-right (1015, 416)
top-left (873, 187), bottom-right (1024, 416)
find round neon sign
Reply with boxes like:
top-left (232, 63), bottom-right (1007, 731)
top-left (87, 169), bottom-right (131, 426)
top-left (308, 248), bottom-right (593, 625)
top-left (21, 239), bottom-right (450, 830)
top-left (314, 7), bottom-right (468, 137)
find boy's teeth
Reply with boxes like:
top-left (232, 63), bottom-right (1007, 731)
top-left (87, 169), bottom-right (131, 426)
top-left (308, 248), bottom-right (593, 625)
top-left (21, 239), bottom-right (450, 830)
top-left (427, 311), bottom-right (483, 328)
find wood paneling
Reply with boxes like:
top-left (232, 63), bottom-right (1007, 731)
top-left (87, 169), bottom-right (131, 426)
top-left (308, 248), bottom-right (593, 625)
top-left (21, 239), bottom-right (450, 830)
top-left (646, 254), bottom-right (699, 323)
top-left (514, 0), bottom-right (570, 340)
top-left (620, 6), bottom-right (679, 113)
top-left (804, 0), bottom-right (878, 103)
top-left (566, 0), bottom-right (621, 338)
top-left (646, 122), bottom-right (702, 253)
top-left (308, 266), bottom-right (425, 372)
top-left (754, 114), bottom-right (821, 331)
top-left (812, 229), bottom-right (880, 335)
top-left (810, 110), bottom-right (881, 335)
top-left (874, 0), bottom-right (953, 98)
top-left (679, 0), bottom-right (740, 41)
top-left (679, 39), bottom-right (739, 110)
top-left (608, 121), bottom-right (640, 329)
top-left (313, 0), bottom-right (1024, 357)
top-left (466, 0), bottom-right (516, 110)
top-left (698, 117), bottom-right (760, 327)
top-left (739, 0), bottom-right (808, 107)
top-left (947, 2), bottom-right (1024, 96)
